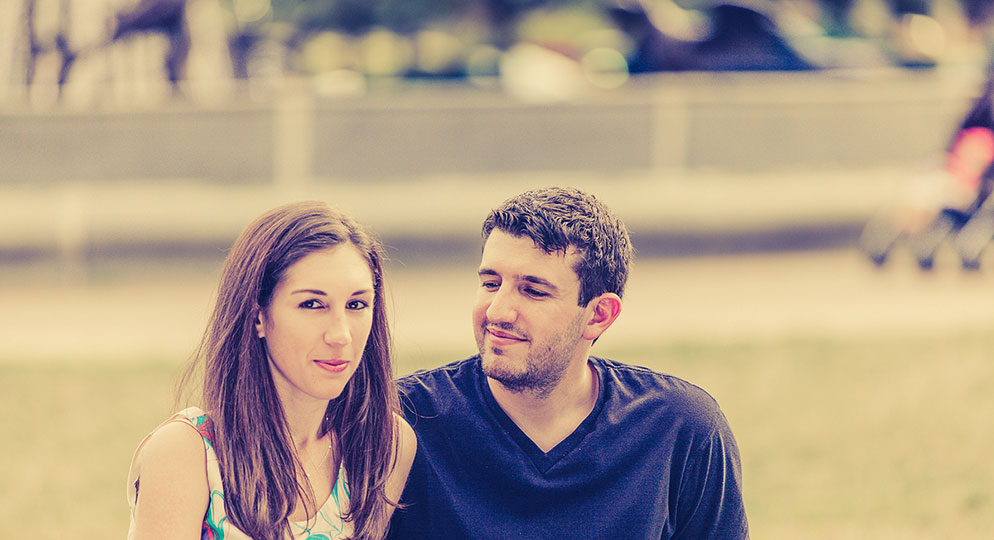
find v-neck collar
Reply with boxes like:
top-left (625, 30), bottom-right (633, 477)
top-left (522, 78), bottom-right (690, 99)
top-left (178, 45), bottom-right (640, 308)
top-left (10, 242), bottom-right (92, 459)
top-left (476, 357), bottom-right (606, 474)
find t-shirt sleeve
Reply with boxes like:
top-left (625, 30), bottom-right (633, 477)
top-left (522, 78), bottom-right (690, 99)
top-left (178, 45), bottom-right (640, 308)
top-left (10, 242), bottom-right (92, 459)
top-left (671, 410), bottom-right (749, 540)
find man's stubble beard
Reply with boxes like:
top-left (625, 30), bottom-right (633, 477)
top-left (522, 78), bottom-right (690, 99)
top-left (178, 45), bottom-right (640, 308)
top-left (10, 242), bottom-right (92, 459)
top-left (477, 312), bottom-right (585, 397)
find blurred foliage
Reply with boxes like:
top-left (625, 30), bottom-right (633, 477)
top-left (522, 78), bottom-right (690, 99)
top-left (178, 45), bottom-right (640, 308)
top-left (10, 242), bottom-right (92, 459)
top-left (259, 0), bottom-right (598, 36)
top-left (11, 0), bottom-right (994, 105)
top-left (252, 0), bottom-right (994, 35)
top-left (817, 0), bottom-right (994, 35)
top-left (222, 0), bottom-right (994, 63)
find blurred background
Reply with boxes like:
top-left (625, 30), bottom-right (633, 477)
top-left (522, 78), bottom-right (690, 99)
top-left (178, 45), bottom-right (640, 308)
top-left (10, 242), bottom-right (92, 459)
top-left (1, 0), bottom-right (994, 539)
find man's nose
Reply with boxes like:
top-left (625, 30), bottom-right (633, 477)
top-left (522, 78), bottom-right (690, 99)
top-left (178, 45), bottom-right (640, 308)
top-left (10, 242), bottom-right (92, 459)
top-left (485, 287), bottom-right (518, 324)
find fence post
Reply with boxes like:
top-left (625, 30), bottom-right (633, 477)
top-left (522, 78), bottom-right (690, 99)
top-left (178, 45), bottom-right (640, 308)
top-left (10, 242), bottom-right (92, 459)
top-left (273, 80), bottom-right (314, 185)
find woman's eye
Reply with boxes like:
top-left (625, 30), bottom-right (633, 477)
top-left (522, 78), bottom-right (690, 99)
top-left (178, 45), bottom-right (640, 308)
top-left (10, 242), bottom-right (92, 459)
top-left (299, 299), bottom-right (324, 309)
top-left (347, 299), bottom-right (369, 310)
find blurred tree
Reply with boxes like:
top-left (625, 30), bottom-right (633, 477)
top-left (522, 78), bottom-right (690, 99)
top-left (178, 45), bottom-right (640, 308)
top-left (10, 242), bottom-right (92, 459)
top-left (817, 0), bottom-right (858, 36)
top-left (272, 0), bottom-right (605, 44)
top-left (608, 1), bottom-right (814, 71)
top-left (959, 0), bottom-right (994, 28)
top-left (187, 0), bottom-right (994, 82)
top-left (232, 0), bottom-right (594, 78)
top-left (478, 0), bottom-right (573, 48)
top-left (112, 0), bottom-right (190, 88)
top-left (284, 0), bottom-right (377, 35)
top-left (22, 0), bottom-right (76, 94)
top-left (817, 0), bottom-right (994, 35)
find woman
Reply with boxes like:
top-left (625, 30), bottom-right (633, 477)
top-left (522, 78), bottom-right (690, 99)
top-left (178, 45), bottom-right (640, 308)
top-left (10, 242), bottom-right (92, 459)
top-left (126, 201), bottom-right (416, 540)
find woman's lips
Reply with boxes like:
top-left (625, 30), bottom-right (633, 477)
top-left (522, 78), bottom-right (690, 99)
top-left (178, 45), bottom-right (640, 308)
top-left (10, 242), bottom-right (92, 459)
top-left (314, 359), bottom-right (349, 373)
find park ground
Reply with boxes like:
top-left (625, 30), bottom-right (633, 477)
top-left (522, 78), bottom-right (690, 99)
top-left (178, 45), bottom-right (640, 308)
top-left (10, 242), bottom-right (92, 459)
top-left (1, 245), bottom-right (992, 539)
top-left (1, 166), bottom-right (992, 539)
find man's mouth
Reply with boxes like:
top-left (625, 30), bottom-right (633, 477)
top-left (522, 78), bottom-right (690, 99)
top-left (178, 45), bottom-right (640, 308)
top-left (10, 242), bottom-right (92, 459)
top-left (486, 327), bottom-right (527, 343)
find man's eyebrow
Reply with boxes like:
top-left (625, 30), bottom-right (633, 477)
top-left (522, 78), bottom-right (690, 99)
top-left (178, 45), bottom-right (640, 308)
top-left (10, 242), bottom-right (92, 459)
top-left (522, 275), bottom-right (557, 290)
top-left (479, 269), bottom-right (557, 289)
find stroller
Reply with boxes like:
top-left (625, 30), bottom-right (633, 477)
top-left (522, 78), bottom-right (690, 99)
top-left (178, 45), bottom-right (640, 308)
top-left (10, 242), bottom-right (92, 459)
top-left (955, 182), bottom-right (994, 269)
top-left (860, 72), bottom-right (994, 270)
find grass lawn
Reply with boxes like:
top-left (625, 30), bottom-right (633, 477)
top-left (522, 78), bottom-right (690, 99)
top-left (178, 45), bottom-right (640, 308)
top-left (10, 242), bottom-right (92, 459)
top-left (3, 331), bottom-right (992, 540)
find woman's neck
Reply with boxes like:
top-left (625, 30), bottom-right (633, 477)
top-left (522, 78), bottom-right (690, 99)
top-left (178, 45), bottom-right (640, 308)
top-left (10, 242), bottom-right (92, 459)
top-left (279, 392), bottom-right (332, 449)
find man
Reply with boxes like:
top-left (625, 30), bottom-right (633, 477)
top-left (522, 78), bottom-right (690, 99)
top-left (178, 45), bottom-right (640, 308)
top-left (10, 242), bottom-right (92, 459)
top-left (388, 187), bottom-right (748, 539)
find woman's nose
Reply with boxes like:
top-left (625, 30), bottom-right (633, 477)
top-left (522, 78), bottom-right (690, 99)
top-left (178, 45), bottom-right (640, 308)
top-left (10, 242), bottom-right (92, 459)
top-left (323, 312), bottom-right (351, 345)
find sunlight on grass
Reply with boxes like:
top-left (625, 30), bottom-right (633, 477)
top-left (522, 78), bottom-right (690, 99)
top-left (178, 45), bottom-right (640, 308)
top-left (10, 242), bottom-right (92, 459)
top-left (0, 362), bottom-right (179, 540)
top-left (2, 331), bottom-right (991, 540)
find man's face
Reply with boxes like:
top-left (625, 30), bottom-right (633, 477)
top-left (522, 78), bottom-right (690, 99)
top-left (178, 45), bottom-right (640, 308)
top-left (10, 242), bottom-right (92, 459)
top-left (472, 230), bottom-right (591, 394)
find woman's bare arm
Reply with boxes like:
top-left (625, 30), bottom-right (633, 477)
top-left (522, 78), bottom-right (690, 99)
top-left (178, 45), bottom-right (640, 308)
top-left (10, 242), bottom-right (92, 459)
top-left (131, 421), bottom-right (210, 540)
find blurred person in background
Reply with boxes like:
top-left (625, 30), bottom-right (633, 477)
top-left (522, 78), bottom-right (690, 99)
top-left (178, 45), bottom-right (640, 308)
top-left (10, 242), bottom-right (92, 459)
top-left (860, 67), bottom-right (994, 269)
top-left (388, 187), bottom-right (748, 540)
top-left (126, 201), bottom-right (416, 540)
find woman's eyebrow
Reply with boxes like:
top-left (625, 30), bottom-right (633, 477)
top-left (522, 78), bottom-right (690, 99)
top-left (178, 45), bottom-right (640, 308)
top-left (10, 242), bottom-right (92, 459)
top-left (290, 289), bottom-right (326, 296)
top-left (290, 288), bottom-right (373, 296)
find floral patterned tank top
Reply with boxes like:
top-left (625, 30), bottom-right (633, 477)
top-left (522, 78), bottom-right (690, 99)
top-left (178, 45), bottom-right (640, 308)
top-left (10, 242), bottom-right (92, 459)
top-left (127, 407), bottom-right (353, 540)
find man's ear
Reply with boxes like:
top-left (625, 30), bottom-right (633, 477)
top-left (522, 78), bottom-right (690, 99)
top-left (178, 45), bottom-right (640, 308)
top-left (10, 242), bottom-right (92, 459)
top-left (582, 293), bottom-right (622, 341)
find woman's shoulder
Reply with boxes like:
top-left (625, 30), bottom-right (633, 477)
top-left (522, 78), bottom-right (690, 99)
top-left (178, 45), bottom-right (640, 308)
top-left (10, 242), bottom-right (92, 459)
top-left (133, 410), bottom-right (212, 481)
top-left (386, 412), bottom-right (417, 505)
top-left (143, 419), bottom-right (207, 458)
top-left (129, 409), bottom-right (212, 488)
top-left (392, 412), bottom-right (417, 464)
top-left (127, 413), bottom-right (212, 538)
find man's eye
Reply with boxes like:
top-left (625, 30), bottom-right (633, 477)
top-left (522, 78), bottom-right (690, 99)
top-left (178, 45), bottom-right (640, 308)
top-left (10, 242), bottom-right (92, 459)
top-left (347, 299), bottom-right (370, 310)
top-left (482, 281), bottom-right (500, 290)
top-left (299, 299), bottom-right (324, 309)
top-left (524, 287), bottom-right (548, 298)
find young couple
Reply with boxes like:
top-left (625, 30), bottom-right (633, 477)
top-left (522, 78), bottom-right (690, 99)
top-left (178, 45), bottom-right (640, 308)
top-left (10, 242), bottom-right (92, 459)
top-left (126, 187), bottom-right (749, 540)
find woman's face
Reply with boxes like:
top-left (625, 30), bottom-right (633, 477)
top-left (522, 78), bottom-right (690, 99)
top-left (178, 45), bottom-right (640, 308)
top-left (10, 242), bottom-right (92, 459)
top-left (255, 243), bottom-right (375, 405)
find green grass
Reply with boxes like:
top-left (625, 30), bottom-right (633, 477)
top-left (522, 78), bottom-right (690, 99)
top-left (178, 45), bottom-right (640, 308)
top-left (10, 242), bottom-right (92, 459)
top-left (0, 362), bottom-right (179, 540)
top-left (3, 332), bottom-right (992, 540)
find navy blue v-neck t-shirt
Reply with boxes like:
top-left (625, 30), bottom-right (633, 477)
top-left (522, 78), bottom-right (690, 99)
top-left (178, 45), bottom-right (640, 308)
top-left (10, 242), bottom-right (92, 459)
top-left (387, 356), bottom-right (748, 540)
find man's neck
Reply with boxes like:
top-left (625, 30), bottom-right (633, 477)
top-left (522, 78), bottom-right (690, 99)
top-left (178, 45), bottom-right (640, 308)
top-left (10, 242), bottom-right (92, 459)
top-left (487, 357), bottom-right (599, 453)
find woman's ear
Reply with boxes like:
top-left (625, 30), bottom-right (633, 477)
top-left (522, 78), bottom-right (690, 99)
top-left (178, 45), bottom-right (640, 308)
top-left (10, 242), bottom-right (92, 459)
top-left (582, 293), bottom-right (622, 341)
top-left (254, 309), bottom-right (266, 339)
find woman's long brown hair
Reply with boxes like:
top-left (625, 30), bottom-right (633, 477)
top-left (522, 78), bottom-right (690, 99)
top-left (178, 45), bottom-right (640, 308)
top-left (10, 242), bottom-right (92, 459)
top-left (180, 201), bottom-right (399, 539)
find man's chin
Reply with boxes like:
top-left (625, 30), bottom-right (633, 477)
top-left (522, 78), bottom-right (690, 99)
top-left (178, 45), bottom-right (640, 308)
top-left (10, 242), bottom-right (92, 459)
top-left (480, 355), bottom-right (548, 393)
top-left (480, 353), bottom-right (524, 380)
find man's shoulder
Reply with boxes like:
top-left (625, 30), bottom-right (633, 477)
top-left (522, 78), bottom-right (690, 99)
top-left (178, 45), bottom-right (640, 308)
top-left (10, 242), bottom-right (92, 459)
top-left (395, 356), bottom-right (481, 415)
top-left (594, 356), bottom-right (715, 397)
top-left (593, 356), bottom-right (725, 430)
top-left (397, 356), bottom-right (480, 390)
